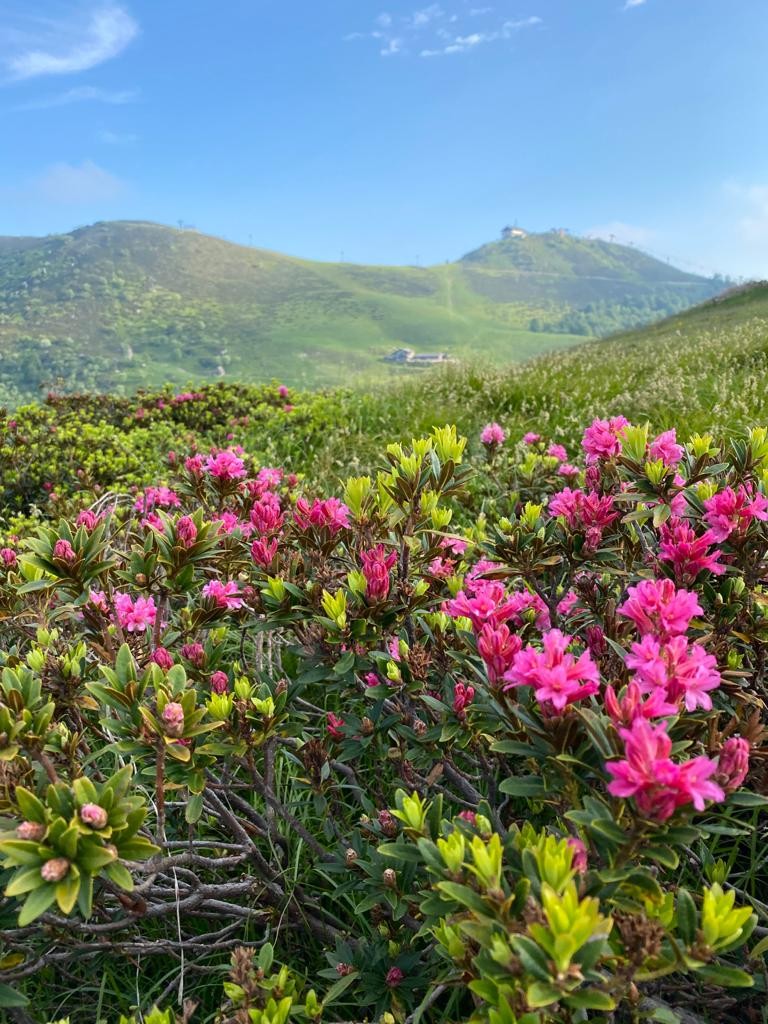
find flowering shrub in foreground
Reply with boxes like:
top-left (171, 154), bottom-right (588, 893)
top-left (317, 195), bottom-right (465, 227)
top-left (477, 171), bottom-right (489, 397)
top-left (0, 417), bottom-right (767, 1021)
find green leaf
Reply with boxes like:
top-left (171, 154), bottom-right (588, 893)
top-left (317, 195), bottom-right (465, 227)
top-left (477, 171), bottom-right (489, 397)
top-left (185, 792), bottom-right (204, 824)
top-left (676, 888), bottom-right (697, 945)
top-left (526, 982), bottom-right (560, 1008)
top-left (258, 942), bottom-right (274, 973)
top-left (562, 989), bottom-right (615, 1011)
top-left (498, 776), bottom-right (546, 798)
top-left (643, 844), bottom-right (679, 868)
top-left (694, 964), bottom-right (754, 988)
top-left (18, 883), bottom-right (57, 926)
top-left (0, 984), bottom-right (29, 1008)
top-left (14, 786), bottom-right (46, 823)
top-left (436, 881), bottom-right (492, 916)
top-left (321, 969), bottom-right (359, 1007)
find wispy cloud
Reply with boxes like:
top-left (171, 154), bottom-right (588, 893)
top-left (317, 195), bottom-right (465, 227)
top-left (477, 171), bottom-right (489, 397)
top-left (99, 129), bottom-right (137, 145)
top-left (33, 160), bottom-right (126, 203)
top-left (347, 5), bottom-right (540, 59)
top-left (11, 85), bottom-right (138, 111)
top-left (421, 17), bottom-right (541, 57)
top-left (4, 4), bottom-right (138, 81)
top-left (623, 0), bottom-right (647, 8)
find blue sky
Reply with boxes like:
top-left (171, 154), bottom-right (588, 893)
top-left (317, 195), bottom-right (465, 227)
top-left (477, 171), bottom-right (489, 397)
top-left (1, 0), bottom-right (767, 277)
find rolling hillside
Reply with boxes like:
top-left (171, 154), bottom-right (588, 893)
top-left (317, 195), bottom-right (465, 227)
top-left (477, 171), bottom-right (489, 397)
top-left (0, 220), bottom-right (724, 405)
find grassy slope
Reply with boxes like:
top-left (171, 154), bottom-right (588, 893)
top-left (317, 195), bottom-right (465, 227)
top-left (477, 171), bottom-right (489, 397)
top-left (293, 283), bottom-right (768, 478)
top-left (0, 221), bottom-right (722, 403)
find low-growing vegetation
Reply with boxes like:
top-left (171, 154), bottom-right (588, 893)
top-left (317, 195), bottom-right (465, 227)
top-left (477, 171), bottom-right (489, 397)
top-left (1, 397), bottom-right (768, 1023)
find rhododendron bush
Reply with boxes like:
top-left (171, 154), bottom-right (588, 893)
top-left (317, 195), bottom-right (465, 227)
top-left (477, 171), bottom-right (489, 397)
top-left (0, 415), bottom-right (767, 1023)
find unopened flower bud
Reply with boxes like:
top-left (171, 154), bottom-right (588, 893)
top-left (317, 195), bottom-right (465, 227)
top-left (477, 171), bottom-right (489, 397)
top-left (80, 803), bottom-right (108, 829)
top-left (412, 718), bottom-right (427, 736)
top-left (345, 848), bottom-right (359, 866)
top-left (161, 701), bottom-right (185, 737)
top-left (17, 821), bottom-right (46, 841)
top-left (382, 868), bottom-right (397, 888)
top-left (361, 716), bottom-right (374, 736)
top-left (41, 857), bottom-right (70, 882)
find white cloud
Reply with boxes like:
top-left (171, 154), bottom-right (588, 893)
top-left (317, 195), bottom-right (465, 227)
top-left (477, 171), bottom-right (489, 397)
top-left (380, 37), bottom-right (403, 56)
top-left (5, 4), bottom-right (138, 80)
top-left (586, 221), bottom-right (655, 247)
top-left (33, 160), bottom-right (126, 203)
top-left (12, 86), bottom-right (137, 111)
top-left (410, 5), bottom-right (444, 28)
top-left (99, 129), bottom-right (137, 145)
top-left (624, 0), bottom-right (647, 8)
top-left (725, 182), bottom-right (768, 245)
top-left (420, 15), bottom-right (541, 56)
top-left (348, 5), bottom-right (539, 59)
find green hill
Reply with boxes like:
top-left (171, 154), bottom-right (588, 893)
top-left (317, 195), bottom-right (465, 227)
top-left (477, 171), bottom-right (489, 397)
top-left (0, 220), bottom-right (724, 405)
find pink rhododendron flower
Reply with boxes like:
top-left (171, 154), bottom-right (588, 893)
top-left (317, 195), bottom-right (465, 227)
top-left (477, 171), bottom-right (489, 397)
top-left (204, 450), bottom-right (247, 481)
top-left (250, 496), bottom-right (284, 534)
top-left (453, 682), bottom-right (475, 719)
top-left (385, 967), bottom-right (404, 988)
top-left (523, 432), bottom-right (541, 444)
top-left (202, 579), bottom-right (243, 610)
top-left (327, 712), bottom-right (345, 740)
top-left (480, 422), bottom-right (506, 447)
top-left (556, 590), bottom-right (579, 617)
top-left (360, 545), bottom-right (397, 601)
top-left (428, 556), bottom-right (455, 578)
top-left (294, 497), bottom-right (350, 533)
top-left (185, 454), bottom-right (204, 476)
top-left (134, 486), bottom-right (180, 512)
top-left (141, 512), bottom-right (165, 531)
top-left (176, 515), bottom-right (197, 548)
top-left (658, 519), bottom-right (724, 583)
top-left (88, 590), bottom-right (110, 615)
top-left (703, 485), bottom-right (768, 542)
top-left (582, 416), bottom-right (629, 463)
top-left (76, 509), bottom-right (102, 530)
top-left (558, 463), bottom-right (580, 479)
top-left (606, 718), bottom-right (724, 820)
top-left (251, 537), bottom-right (279, 568)
top-left (503, 629), bottom-right (600, 712)
top-left (547, 443), bottom-right (568, 461)
top-left (604, 681), bottom-right (678, 727)
top-left (626, 635), bottom-right (721, 711)
top-left (477, 622), bottom-right (522, 683)
top-left (458, 809), bottom-right (477, 825)
top-left (278, 385), bottom-right (290, 398)
top-left (548, 488), bottom-right (619, 548)
top-left (441, 536), bottom-right (468, 556)
top-left (0, 547), bottom-right (17, 567)
top-left (618, 578), bottom-right (702, 639)
top-left (649, 429), bottom-right (684, 468)
top-left (114, 593), bottom-right (157, 632)
top-left (53, 539), bottom-right (76, 564)
top-left (214, 511), bottom-right (253, 537)
top-left (715, 736), bottom-right (750, 792)
top-left (464, 559), bottom-right (503, 589)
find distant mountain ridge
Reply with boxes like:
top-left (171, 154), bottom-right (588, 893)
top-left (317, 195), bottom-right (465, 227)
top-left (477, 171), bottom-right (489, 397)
top-left (0, 220), bottom-right (725, 405)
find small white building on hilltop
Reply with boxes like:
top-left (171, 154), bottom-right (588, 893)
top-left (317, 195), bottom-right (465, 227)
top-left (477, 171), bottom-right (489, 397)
top-left (501, 225), bottom-right (527, 239)
top-left (384, 348), bottom-right (453, 366)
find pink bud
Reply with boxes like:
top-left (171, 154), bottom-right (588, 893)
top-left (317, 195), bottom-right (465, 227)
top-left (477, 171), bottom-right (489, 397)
top-left (716, 737), bottom-right (750, 792)
top-left (41, 857), bottom-right (70, 882)
top-left (80, 803), bottom-right (108, 829)
top-left (210, 671), bottom-right (229, 694)
top-left (152, 647), bottom-right (174, 671)
top-left (161, 701), bottom-right (185, 737)
top-left (17, 821), bottom-right (46, 841)
top-left (176, 515), bottom-right (197, 548)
